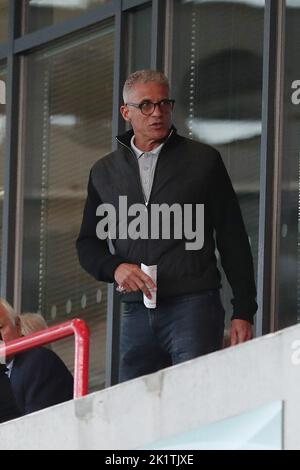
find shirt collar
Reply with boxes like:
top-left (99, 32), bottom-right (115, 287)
top-left (6, 359), bottom-right (14, 378)
top-left (131, 135), bottom-right (167, 159)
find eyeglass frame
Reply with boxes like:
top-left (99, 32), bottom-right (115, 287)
top-left (125, 99), bottom-right (175, 116)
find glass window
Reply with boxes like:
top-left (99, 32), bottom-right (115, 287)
top-left (127, 4), bottom-right (152, 73)
top-left (0, 0), bottom-right (9, 43)
top-left (278, 1), bottom-right (300, 329)
top-left (171, 0), bottom-right (265, 332)
top-left (25, 0), bottom-right (112, 33)
top-left (21, 20), bottom-right (115, 391)
top-left (0, 63), bottom-right (6, 284)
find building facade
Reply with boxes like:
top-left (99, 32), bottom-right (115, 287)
top-left (0, 0), bottom-right (299, 391)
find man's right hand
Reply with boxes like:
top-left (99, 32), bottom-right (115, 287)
top-left (114, 263), bottom-right (157, 299)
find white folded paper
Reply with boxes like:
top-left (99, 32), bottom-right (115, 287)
top-left (141, 264), bottom-right (157, 309)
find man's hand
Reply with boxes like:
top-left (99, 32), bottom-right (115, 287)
top-left (114, 263), bottom-right (157, 300)
top-left (230, 319), bottom-right (253, 346)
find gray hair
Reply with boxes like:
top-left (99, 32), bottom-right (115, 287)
top-left (0, 298), bottom-right (19, 326)
top-left (123, 70), bottom-right (170, 103)
top-left (20, 313), bottom-right (48, 337)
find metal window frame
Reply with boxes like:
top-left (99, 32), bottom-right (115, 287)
top-left (164, 0), bottom-right (174, 82)
top-left (14, 2), bottom-right (117, 54)
top-left (1, 0), bottom-right (22, 303)
top-left (151, 0), bottom-right (166, 70)
top-left (122, 0), bottom-right (149, 10)
top-left (256, 0), bottom-right (286, 336)
top-left (0, 44), bottom-right (9, 61)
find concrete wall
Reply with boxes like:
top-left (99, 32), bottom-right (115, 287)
top-left (1, 324), bottom-right (300, 450)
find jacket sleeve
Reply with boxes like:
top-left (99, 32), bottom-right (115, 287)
top-left (22, 349), bottom-right (74, 415)
top-left (207, 153), bottom-right (258, 323)
top-left (0, 364), bottom-right (21, 423)
top-left (76, 171), bottom-right (126, 283)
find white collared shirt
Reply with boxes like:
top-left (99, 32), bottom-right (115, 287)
top-left (131, 136), bottom-right (165, 204)
top-left (6, 359), bottom-right (14, 378)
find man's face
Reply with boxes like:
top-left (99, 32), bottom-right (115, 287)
top-left (120, 82), bottom-right (173, 144)
top-left (0, 307), bottom-right (21, 343)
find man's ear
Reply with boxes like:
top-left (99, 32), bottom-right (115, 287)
top-left (120, 105), bottom-right (131, 123)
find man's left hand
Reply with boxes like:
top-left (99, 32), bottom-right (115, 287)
top-left (230, 319), bottom-right (253, 346)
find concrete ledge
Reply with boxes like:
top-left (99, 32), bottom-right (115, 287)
top-left (1, 324), bottom-right (300, 449)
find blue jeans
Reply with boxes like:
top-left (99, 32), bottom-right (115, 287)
top-left (119, 290), bottom-right (225, 383)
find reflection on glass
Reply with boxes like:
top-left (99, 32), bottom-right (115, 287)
top-left (0, 1), bottom-right (9, 43)
top-left (21, 21), bottom-right (115, 391)
top-left (278, 1), bottom-right (300, 328)
top-left (0, 63), bottom-right (6, 284)
top-left (171, 0), bottom-right (264, 329)
top-left (25, 0), bottom-right (112, 33)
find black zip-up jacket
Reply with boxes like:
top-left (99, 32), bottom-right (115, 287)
top-left (0, 364), bottom-right (21, 423)
top-left (76, 128), bottom-right (257, 323)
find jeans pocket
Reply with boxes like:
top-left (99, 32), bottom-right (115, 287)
top-left (122, 302), bottom-right (142, 316)
top-left (122, 303), bottom-right (135, 315)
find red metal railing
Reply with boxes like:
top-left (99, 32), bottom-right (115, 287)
top-left (0, 319), bottom-right (90, 399)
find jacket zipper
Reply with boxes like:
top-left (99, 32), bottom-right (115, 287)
top-left (146, 129), bottom-right (174, 206)
top-left (116, 129), bottom-right (174, 207)
top-left (116, 137), bottom-right (149, 265)
top-left (116, 130), bottom-right (174, 266)
top-left (116, 137), bottom-right (148, 206)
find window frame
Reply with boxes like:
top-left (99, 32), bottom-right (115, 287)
top-left (0, 0), bottom-right (291, 388)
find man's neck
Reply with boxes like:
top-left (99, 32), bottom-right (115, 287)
top-left (134, 132), bottom-right (170, 152)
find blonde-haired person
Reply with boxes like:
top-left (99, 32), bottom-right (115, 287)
top-left (0, 300), bottom-right (48, 337)
top-left (0, 297), bottom-right (73, 416)
top-left (0, 364), bottom-right (21, 423)
top-left (0, 298), bottom-right (21, 342)
top-left (20, 313), bottom-right (48, 337)
top-left (0, 299), bottom-right (21, 423)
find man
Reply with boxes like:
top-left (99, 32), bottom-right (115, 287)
top-left (77, 70), bottom-right (257, 382)
top-left (0, 364), bottom-right (21, 424)
top-left (0, 299), bottom-right (73, 415)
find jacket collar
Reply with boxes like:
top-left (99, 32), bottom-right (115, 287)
top-left (116, 125), bottom-right (178, 151)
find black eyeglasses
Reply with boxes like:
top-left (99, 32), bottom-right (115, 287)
top-left (126, 99), bottom-right (175, 116)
